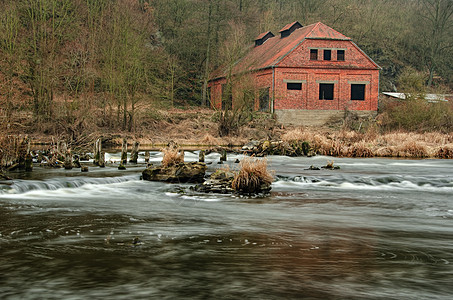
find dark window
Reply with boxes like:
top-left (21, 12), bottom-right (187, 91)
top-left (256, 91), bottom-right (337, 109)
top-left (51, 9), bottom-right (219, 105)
top-left (351, 84), bottom-right (366, 100)
top-left (319, 83), bottom-right (334, 100)
top-left (337, 50), bottom-right (345, 61)
top-left (221, 84), bottom-right (232, 110)
top-left (259, 88), bottom-right (270, 112)
top-left (287, 82), bottom-right (302, 90)
top-left (324, 49), bottom-right (331, 61)
top-left (310, 49), bottom-right (318, 60)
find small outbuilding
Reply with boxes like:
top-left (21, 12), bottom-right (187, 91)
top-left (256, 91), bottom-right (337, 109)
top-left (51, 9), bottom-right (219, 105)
top-left (208, 21), bottom-right (381, 126)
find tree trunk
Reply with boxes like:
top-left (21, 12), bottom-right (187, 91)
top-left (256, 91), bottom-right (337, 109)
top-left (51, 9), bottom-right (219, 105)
top-left (202, 0), bottom-right (213, 107)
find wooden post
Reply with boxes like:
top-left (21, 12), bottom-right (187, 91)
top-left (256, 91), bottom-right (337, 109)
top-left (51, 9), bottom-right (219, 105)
top-left (64, 149), bottom-right (73, 170)
top-left (199, 150), bottom-right (205, 162)
top-left (121, 138), bottom-right (127, 164)
top-left (99, 151), bottom-right (105, 168)
top-left (93, 139), bottom-right (100, 166)
top-left (220, 149), bottom-right (227, 162)
top-left (24, 137), bottom-right (33, 172)
top-left (94, 138), bottom-right (101, 166)
top-left (144, 151), bottom-right (150, 163)
top-left (25, 155), bottom-right (33, 172)
top-left (129, 141), bottom-right (140, 163)
top-left (73, 155), bottom-right (81, 168)
top-left (59, 141), bottom-right (67, 162)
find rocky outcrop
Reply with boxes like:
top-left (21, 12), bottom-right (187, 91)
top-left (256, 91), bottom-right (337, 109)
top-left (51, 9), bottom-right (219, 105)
top-left (142, 162), bottom-right (206, 183)
top-left (191, 168), bottom-right (236, 194)
top-left (192, 167), bottom-right (272, 195)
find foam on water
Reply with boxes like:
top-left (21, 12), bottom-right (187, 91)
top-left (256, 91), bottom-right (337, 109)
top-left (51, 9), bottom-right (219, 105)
top-left (273, 174), bottom-right (453, 193)
top-left (0, 174), bottom-right (141, 196)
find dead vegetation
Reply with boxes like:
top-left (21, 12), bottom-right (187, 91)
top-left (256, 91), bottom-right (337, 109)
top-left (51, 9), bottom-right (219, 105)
top-left (281, 127), bottom-right (453, 158)
top-left (161, 148), bottom-right (184, 167)
top-left (231, 157), bottom-right (274, 193)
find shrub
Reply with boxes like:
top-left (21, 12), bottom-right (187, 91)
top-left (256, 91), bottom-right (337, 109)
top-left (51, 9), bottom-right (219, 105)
top-left (161, 148), bottom-right (184, 167)
top-left (231, 157), bottom-right (273, 193)
top-left (380, 97), bottom-right (453, 133)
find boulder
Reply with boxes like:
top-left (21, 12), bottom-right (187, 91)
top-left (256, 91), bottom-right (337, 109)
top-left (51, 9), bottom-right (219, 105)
top-left (142, 162), bottom-right (206, 183)
top-left (191, 168), bottom-right (235, 194)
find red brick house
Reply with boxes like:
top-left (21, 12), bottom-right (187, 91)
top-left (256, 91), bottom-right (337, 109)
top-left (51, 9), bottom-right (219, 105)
top-left (208, 21), bottom-right (380, 126)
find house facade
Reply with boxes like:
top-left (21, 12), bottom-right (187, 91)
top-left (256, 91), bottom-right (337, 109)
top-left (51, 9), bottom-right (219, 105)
top-left (208, 21), bottom-right (380, 126)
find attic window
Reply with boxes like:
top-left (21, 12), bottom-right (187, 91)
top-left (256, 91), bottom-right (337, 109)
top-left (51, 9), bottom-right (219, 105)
top-left (279, 21), bottom-right (303, 38)
top-left (310, 49), bottom-right (318, 60)
top-left (319, 83), bottom-right (334, 100)
top-left (337, 50), bottom-right (345, 61)
top-left (324, 49), bottom-right (331, 61)
top-left (287, 82), bottom-right (302, 90)
top-left (254, 31), bottom-right (275, 46)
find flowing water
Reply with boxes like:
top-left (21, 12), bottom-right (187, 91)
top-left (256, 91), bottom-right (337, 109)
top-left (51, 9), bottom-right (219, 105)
top-left (0, 152), bottom-right (452, 299)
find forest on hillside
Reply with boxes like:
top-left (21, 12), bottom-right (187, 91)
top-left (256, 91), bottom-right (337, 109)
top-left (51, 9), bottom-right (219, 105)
top-left (1, 0), bottom-right (453, 136)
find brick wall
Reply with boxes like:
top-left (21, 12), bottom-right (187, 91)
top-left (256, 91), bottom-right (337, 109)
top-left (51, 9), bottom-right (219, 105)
top-left (274, 67), bottom-right (379, 111)
top-left (209, 39), bottom-right (379, 114)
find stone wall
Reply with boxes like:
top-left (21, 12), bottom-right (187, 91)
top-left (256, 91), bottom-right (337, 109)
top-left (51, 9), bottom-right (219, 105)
top-left (275, 109), bottom-right (376, 127)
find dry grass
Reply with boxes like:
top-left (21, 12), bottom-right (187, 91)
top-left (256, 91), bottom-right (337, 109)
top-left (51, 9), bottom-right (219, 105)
top-left (231, 157), bottom-right (274, 193)
top-left (281, 128), bottom-right (307, 142)
top-left (434, 144), bottom-right (453, 158)
top-left (278, 127), bottom-right (453, 158)
top-left (201, 133), bottom-right (220, 145)
top-left (161, 147), bottom-right (184, 167)
top-left (346, 140), bottom-right (374, 157)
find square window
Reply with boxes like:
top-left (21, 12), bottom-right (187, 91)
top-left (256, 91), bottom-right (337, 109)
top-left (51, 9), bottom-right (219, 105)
top-left (319, 83), bottom-right (334, 100)
top-left (337, 50), bottom-right (345, 61)
top-left (310, 49), bottom-right (318, 60)
top-left (324, 49), bottom-right (331, 61)
top-left (351, 84), bottom-right (365, 100)
top-left (287, 82), bottom-right (302, 90)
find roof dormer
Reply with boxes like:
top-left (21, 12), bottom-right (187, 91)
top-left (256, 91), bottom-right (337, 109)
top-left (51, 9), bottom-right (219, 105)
top-left (279, 21), bottom-right (303, 38)
top-left (254, 31), bottom-right (275, 46)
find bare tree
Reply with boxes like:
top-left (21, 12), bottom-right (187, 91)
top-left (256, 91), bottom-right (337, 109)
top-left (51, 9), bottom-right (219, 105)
top-left (418, 0), bottom-right (453, 87)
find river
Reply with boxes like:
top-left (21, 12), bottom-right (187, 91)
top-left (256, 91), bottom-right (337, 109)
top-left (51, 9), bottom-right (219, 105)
top-left (1, 152), bottom-right (452, 299)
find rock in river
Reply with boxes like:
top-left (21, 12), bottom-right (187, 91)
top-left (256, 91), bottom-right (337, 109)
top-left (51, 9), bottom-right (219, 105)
top-left (142, 162), bottom-right (207, 183)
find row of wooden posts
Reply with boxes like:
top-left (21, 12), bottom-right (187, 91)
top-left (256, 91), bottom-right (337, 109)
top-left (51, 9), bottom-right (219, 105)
top-left (2, 136), bottom-right (230, 173)
top-left (91, 138), bottom-right (142, 170)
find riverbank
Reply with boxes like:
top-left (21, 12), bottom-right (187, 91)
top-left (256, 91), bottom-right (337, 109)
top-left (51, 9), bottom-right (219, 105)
top-left (280, 128), bottom-right (453, 159)
top-left (2, 108), bottom-right (453, 168)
